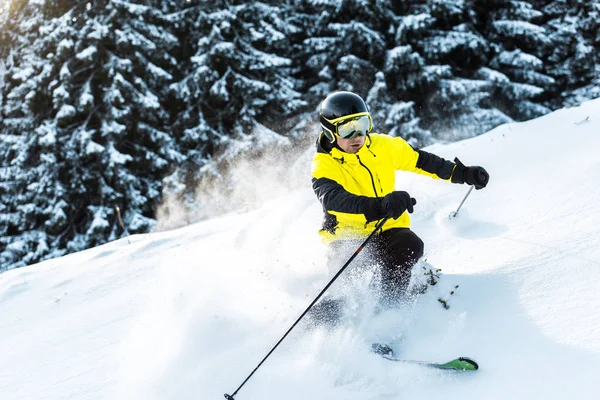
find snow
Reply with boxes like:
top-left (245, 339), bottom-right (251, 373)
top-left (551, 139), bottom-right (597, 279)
top-left (114, 28), bottom-right (156, 51)
top-left (56, 38), bottom-right (74, 55)
top-left (497, 49), bottom-right (543, 70)
top-left (111, 0), bottom-right (151, 17)
top-left (55, 104), bottom-right (76, 120)
top-left (386, 45), bottom-right (414, 65)
top-left (53, 84), bottom-right (69, 107)
top-left (85, 139), bottom-right (105, 155)
top-left (396, 14), bottom-right (435, 41)
top-left (101, 120), bottom-right (126, 136)
top-left (209, 72), bottom-right (231, 101)
top-left (385, 101), bottom-right (415, 126)
top-left (2, 99), bottom-right (600, 400)
top-left (11, 66), bottom-right (35, 82)
top-left (475, 67), bottom-right (510, 84)
top-left (508, 1), bottom-right (544, 21)
top-left (423, 31), bottom-right (487, 59)
top-left (37, 121), bottom-right (57, 147)
top-left (493, 20), bottom-right (547, 37)
top-left (247, 49), bottom-right (291, 71)
top-left (59, 63), bottom-right (71, 80)
top-left (80, 83), bottom-right (94, 108)
top-left (76, 45), bottom-right (98, 61)
top-left (86, 206), bottom-right (111, 235)
top-left (145, 61), bottom-right (173, 81)
top-left (505, 81), bottom-right (545, 99)
top-left (107, 143), bottom-right (133, 166)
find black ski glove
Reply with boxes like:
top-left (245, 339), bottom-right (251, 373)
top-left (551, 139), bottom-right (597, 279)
top-left (380, 191), bottom-right (417, 219)
top-left (451, 158), bottom-right (489, 190)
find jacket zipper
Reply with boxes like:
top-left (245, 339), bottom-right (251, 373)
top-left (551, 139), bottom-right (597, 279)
top-left (356, 155), bottom-right (379, 198)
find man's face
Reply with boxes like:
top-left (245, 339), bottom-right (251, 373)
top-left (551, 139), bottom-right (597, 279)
top-left (336, 135), bottom-right (365, 154)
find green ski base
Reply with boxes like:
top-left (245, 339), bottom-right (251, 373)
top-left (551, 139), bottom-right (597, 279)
top-left (381, 355), bottom-right (479, 371)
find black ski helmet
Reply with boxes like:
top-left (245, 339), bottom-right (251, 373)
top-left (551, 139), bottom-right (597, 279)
top-left (319, 91), bottom-right (373, 142)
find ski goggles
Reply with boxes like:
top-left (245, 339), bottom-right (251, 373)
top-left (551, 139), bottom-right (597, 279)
top-left (322, 112), bottom-right (373, 140)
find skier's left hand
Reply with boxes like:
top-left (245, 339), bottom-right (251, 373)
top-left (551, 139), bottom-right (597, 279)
top-left (464, 166), bottom-right (489, 189)
top-left (451, 158), bottom-right (489, 190)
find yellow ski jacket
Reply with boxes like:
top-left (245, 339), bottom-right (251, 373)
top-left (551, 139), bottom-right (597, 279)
top-left (311, 133), bottom-right (457, 242)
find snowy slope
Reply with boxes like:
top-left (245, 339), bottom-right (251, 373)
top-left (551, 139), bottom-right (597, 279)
top-left (1, 100), bottom-right (600, 400)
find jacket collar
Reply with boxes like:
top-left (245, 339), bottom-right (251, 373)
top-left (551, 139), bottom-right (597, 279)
top-left (315, 133), bottom-right (375, 164)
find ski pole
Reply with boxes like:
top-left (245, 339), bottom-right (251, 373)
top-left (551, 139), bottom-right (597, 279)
top-left (449, 185), bottom-right (474, 219)
top-left (224, 217), bottom-right (389, 400)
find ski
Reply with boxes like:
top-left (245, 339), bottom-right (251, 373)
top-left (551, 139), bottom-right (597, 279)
top-left (380, 354), bottom-right (479, 371)
top-left (372, 343), bottom-right (478, 371)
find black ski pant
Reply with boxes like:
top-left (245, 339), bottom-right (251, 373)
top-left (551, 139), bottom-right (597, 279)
top-left (308, 228), bottom-right (424, 325)
top-left (328, 228), bottom-right (424, 303)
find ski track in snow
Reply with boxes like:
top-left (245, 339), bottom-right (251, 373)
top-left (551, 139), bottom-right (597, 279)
top-left (2, 100), bottom-right (600, 399)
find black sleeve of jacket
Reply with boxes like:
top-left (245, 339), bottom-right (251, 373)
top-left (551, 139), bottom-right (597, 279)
top-left (415, 149), bottom-right (455, 180)
top-left (312, 177), bottom-right (384, 222)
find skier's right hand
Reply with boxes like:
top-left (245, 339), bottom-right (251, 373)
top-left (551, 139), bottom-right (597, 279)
top-left (380, 191), bottom-right (416, 219)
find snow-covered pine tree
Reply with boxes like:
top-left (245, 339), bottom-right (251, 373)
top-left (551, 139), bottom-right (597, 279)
top-left (0, 0), bottom-right (36, 58)
top-left (2, 0), bottom-right (600, 271)
top-left (378, 0), bottom-right (511, 143)
top-left (167, 1), bottom-right (305, 183)
top-left (291, 0), bottom-right (392, 104)
top-left (366, 70), bottom-right (433, 146)
top-left (0, 0), bottom-right (72, 270)
top-left (0, 0), bottom-right (15, 58)
top-left (540, 0), bottom-right (600, 107)
top-left (0, 0), bottom-right (182, 271)
top-left (470, 0), bottom-right (553, 120)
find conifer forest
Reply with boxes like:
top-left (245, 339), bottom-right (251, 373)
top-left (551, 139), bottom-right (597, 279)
top-left (1, 0), bottom-right (599, 271)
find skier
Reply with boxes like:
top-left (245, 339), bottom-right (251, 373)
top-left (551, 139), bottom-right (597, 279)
top-left (310, 91), bottom-right (489, 319)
